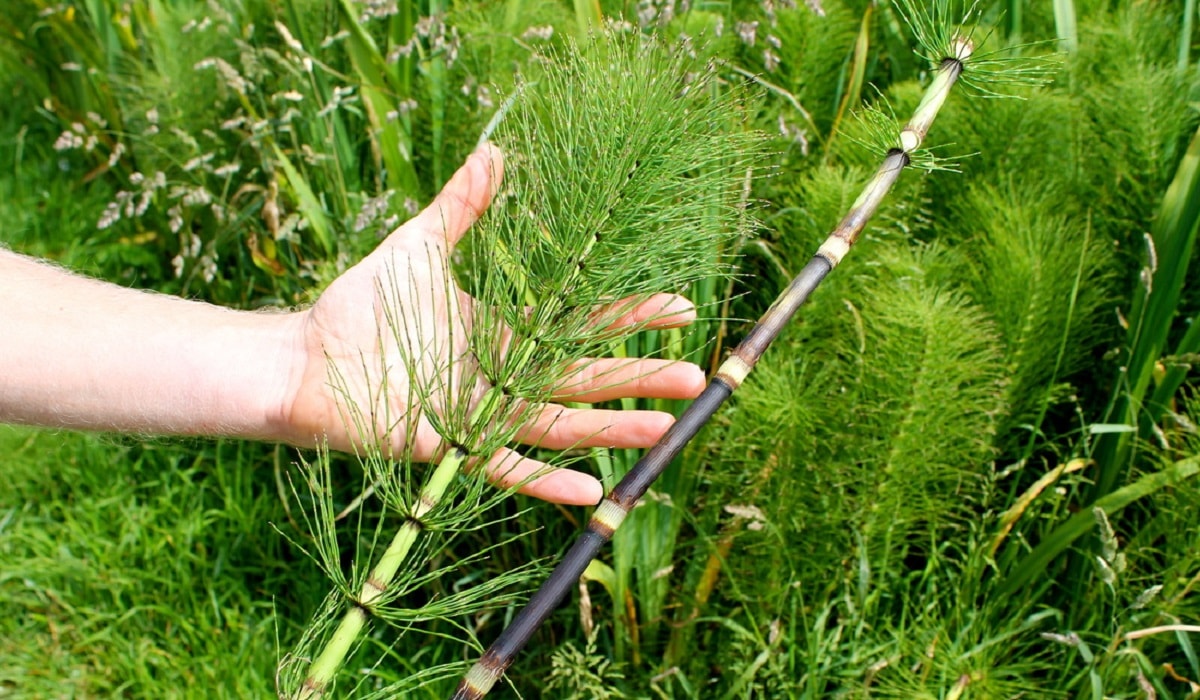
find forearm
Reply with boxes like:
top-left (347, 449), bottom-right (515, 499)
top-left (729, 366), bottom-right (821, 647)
top-left (0, 249), bottom-right (302, 441)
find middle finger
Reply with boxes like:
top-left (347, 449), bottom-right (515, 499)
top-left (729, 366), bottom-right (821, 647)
top-left (513, 403), bottom-right (677, 450)
top-left (551, 357), bottom-right (706, 402)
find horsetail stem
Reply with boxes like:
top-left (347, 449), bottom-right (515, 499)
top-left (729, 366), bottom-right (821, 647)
top-left (450, 37), bottom-right (975, 700)
top-left (295, 443), bottom-right (472, 698)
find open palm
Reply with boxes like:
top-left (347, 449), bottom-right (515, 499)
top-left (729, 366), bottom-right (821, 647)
top-left (277, 145), bottom-right (705, 505)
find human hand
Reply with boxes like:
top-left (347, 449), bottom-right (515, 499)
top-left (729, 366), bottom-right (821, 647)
top-left (272, 145), bottom-right (706, 506)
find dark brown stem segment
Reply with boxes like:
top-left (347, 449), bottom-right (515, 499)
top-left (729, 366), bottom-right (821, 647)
top-left (450, 45), bottom-right (970, 700)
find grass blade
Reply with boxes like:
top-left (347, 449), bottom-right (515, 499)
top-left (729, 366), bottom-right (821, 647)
top-left (1093, 122), bottom-right (1200, 499)
top-left (1054, 0), bottom-right (1078, 52)
top-left (337, 0), bottom-right (421, 199)
top-left (572, 0), bottom-right (602, 38)
top-left (824, 4), bottom-right (872, 162)
top-left (999, 456), bottom-right (1200, 597)
top-left (1006, 0), bottom-right (1024, 41)
top-left (1180, 0), bottom-right (1197, 73)
top-left (272, 144), bottom-right (335, 257)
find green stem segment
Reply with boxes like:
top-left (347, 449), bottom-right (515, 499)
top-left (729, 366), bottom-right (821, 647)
top-left (296, 446), bottom-right (470, 699)
top-left (450, 41), bottom-right (972, 700)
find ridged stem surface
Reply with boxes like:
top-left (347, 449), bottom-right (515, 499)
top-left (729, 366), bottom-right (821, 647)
top-left (451, 42), bottom-right (973, 700)
top-left (296, 446), bottom-right (469, 699)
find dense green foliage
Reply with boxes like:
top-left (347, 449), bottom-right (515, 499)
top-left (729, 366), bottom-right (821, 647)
top-left (2, 0), bottom-right (1199, 698)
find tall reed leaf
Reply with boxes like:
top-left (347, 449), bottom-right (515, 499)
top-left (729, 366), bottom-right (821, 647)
top-left (336, 0), bottom-right (421, 199)
top-left (824, 4), bottom-right (872, 161)
top-left (1054, 0), bottom-right (1079, 52)
top-left (1093, 122), bottom-right (1200, 499)
top-left (1180, 0), bottom-right (1197, 72)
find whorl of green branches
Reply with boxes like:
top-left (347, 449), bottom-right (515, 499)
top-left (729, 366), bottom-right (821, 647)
top-left (713, 242), bottom-right (1006, 585)
top-left (278, 31), bottom-right (764, 698)
top-left (844, 245), bottom-right (1007, 549)
top-left (953, 181), bottom-right (1115, 444)
top-left (450, 33), bottom-right (764, 450)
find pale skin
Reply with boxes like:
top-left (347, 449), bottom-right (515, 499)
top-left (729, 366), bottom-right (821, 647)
top-left (0, 144), bottom-right (706, 506)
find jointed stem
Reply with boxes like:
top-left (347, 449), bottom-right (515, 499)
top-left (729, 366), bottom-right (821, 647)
top-left (450, 38), bottom-right (974, 700)
top-left (296, 446), bottom-right (470, 699)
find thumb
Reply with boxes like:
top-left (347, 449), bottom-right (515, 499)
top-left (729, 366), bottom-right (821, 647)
top-left (386, 143), bottom-right (504, 251)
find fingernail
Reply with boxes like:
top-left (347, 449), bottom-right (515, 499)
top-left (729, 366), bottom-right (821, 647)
top-left (660, 294), bottom-right (696, 318)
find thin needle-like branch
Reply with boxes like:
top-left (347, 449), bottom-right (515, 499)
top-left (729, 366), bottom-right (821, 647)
top-left (296, 446), bottom-right (471, 699)
top-left (450, 36), bottom-right (977, 700)
top-left (283, 34), bottom-right (761, 698)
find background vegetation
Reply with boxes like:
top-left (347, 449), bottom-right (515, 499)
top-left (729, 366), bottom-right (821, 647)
top-left (1, 0), bottom-right (1198, 697)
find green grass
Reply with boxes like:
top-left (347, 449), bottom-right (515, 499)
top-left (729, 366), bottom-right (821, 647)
top-left (0, 428), bottom-right (322, 697)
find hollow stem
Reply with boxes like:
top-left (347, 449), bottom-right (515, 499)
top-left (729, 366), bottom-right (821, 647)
top-left (449, 39), bottom-right (974, 700)
top-left (295, 445), bottom-right (470, 699)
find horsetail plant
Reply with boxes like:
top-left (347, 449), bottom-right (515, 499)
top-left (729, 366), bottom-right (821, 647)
top-left (452, 2), bottom-right (1053, 697)
top-left (276, 32), bottom-right (762, 698)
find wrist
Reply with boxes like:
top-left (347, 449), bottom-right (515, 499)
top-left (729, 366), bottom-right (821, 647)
top-left (241, 309), bottom-right (312, 447)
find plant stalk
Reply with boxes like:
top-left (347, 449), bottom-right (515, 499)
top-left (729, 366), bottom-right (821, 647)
top-left (295, 446), bottom-right (469, 699)
top-left (450, 39), bottom-right (973, 700)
